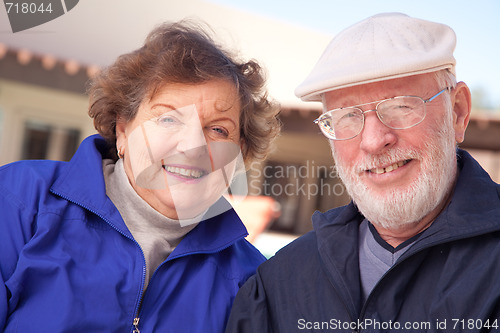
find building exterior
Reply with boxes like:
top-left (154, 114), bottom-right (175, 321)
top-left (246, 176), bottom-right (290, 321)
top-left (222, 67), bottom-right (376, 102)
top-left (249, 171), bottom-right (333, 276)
top-left (1, 2), bottom-right (499, 254)
top-left (0, 48), bottom-right (94, 165)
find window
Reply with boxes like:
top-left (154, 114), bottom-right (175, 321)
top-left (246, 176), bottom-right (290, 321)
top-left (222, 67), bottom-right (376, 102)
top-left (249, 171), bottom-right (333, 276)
top-left (22, 121), bottom-right (52, 160)
top-left (22, 120), bottom-right (80, 161)
top-left (253, 160), bottom-right (350, 234)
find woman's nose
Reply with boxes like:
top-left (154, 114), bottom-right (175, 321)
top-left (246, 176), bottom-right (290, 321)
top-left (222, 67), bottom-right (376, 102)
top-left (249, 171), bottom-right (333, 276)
top-left (176, 122), bottom-right (209, 158)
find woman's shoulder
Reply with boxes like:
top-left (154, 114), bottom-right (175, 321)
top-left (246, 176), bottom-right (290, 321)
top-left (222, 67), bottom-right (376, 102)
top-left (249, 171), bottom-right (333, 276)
top-left (0, 159), bottom-right (64, 190)
top-left (231, 238), bottom-right (267, 267)
top-left (0, 135), bottom-right (108, 199)
top-left (0, 160), bottom-right (66, 214)
top-left (201, 237), bottom-right (266, 286)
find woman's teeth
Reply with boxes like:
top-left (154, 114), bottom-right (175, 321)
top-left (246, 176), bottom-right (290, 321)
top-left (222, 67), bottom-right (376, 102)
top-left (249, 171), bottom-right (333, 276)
top-left (165, 166), bottom-right (204, 179)
top-left (370, 160), bottom-right (409, 174)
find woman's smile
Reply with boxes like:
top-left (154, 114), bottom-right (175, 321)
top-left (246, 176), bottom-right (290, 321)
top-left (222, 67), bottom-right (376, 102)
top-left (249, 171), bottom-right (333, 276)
top-left (163, 164), bottom-right (208, 181)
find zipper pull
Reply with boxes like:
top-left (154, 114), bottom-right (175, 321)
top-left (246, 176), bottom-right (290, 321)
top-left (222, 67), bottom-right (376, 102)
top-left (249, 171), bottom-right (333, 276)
top-left (133, 317), bottom-right (141, 333)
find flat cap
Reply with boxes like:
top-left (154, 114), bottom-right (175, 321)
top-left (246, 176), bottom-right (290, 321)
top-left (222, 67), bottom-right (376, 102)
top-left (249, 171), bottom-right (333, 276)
top-left (295, 13), bottom-right (456, 101)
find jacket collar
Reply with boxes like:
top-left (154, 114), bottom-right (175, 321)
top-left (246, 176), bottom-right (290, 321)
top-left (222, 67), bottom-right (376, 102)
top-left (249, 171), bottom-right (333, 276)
top-left (408, 149), bottom-right (500, 252)
top-left (50, 134), bottom-right (248, 255)
top-left (169, 200), bottom-right (248, 259)
top-left (313, 204), bottom-right (364, 316)
top-left (50, 135), bottom-right (117, 222)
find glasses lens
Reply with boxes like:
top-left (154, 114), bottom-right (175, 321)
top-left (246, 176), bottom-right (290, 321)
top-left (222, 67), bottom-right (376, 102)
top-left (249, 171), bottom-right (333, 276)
top-left (377, 96), bottom-right (426, 129)
top-left (318, 108), bottom-right (363, 140)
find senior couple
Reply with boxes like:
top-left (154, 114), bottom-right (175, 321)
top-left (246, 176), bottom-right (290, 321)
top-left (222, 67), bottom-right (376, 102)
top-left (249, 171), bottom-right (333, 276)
top-left (1, 12), bottom-right (499, 333)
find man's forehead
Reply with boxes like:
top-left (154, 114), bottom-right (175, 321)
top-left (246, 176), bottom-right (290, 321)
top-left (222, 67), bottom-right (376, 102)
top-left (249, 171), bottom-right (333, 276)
top-left (324, 73), bottom-right (437, 106)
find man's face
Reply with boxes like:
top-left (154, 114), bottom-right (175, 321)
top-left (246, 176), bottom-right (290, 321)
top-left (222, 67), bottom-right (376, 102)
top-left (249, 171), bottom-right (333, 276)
top-left (324, 73), bottom-right (460, 230)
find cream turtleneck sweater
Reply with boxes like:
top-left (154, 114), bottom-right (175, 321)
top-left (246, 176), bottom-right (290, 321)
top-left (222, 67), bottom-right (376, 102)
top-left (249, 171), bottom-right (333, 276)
top-left (103, 159), bottom-right (199, 289)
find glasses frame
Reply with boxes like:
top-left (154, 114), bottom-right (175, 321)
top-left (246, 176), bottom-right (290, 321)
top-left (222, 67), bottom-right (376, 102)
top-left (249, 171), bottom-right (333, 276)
top-left (314, 87), bottom-right (451, 140)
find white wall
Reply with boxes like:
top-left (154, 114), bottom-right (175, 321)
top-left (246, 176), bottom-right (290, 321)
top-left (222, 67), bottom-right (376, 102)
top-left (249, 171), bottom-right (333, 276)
top-left (0, 79), bottom-right (95, 165)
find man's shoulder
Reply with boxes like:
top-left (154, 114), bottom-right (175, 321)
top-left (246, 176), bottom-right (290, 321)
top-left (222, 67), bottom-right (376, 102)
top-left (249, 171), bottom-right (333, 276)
top-left (258, 230), bottom-right (321, 280)
top-left (258, 231), bottom-right (314, 266)
top-left (262, 205), bottom-right (352, 262)
top-left (251, 231), bottom-right (322, 295)
top-left (256, 204), bottom-right (356, 279)
top-left (277, 230), bottom-right (319, 257)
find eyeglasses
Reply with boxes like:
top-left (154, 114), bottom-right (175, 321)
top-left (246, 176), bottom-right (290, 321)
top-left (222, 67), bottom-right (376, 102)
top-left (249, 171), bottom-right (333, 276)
top-left (313, 87), bottom-right (450, 140)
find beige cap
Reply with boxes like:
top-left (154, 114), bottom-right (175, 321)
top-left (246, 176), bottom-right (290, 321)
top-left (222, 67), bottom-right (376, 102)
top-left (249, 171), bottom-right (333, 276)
top-left (295, 13), bottom-right (456, 102)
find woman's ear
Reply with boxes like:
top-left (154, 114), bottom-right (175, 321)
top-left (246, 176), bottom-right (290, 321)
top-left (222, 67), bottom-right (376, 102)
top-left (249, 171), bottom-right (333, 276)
top-left (115, 118), bottom-right (128, 155)
top-left (450, 81), bottom-right (472, 143)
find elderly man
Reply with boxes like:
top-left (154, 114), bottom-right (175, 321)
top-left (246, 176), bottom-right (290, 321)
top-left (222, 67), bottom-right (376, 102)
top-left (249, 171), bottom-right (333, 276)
top-left (226, 13), bottom-right (500, 333)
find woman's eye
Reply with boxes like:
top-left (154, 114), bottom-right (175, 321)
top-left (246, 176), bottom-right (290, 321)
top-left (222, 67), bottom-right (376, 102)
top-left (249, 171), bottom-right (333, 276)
top-left (156, 115), bottom-right (179, 127)
top-left (210, 126), bottom-right (229, 138)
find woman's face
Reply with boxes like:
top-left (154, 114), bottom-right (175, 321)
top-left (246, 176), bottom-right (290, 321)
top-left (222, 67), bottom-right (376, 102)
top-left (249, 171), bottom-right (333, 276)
top-left (116, 79), bottom-right (242, 220)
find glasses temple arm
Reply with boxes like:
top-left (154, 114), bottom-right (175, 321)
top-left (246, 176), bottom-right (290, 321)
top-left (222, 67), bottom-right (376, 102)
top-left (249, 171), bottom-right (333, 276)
top-left (427, 87), bottom-right (451, 102)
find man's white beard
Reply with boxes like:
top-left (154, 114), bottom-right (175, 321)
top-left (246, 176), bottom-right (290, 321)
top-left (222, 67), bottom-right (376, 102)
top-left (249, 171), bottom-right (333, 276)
top-left (332, 115), bottom-right (457, 231)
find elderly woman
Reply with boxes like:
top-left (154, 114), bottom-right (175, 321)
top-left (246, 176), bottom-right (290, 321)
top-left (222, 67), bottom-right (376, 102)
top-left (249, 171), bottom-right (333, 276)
top-left (0, 21), bottom-right (280, 332)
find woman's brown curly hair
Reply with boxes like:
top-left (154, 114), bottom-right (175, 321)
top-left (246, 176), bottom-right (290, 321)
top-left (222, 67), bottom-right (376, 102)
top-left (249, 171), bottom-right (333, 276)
top-left (87, 20), bottom-right (281, 164)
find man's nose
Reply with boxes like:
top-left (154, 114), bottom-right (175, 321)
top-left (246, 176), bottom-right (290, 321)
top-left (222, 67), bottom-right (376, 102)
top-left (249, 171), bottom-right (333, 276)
top-left (359, 111), bottom-right (397, 154)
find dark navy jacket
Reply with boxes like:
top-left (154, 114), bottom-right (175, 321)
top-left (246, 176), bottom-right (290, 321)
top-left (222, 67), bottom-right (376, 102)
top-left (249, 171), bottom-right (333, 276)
top-left (0, 135), bottom-right (265, 332)
top-left (226, 149), bottom-right (500, 332)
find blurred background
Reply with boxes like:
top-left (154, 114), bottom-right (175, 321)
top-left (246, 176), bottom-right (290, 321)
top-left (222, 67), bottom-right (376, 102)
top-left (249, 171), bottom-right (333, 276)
top-left (1, 0), bottom-right (499, 257)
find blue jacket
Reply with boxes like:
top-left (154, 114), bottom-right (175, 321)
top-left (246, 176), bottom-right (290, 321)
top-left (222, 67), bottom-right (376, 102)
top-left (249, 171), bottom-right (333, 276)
top-left (0, 135), bottom-right (265, 333)
top-left (226, 149), bottom-right (500, 332)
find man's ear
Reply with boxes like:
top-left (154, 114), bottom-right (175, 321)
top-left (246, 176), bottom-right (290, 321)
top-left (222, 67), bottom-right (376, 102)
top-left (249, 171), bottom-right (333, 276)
top-left (450, 82), bottom-right (472, 143)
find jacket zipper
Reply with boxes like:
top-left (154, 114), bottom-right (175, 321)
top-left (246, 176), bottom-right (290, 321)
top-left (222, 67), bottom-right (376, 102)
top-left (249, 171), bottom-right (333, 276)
top-left (134, 236), bottom-right (242, 329)
top-left (132, 266), bottom-right (147, 333)
top-left (50, 190), bottom-right (147, 333)
top-left (133, 317), bottom-right (141, 333)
